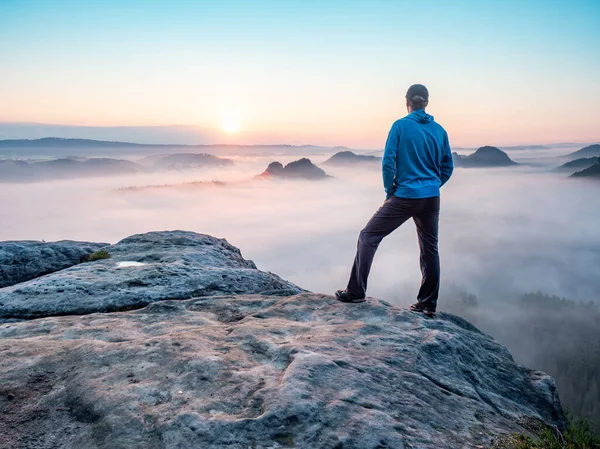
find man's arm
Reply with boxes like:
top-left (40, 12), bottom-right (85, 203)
top-left (382, 122), bottom-right (399, 198)
top-left (440, 131), bottom-right (453, 187)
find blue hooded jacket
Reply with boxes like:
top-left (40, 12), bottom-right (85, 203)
top-left (382, 109), bottom-right (453, 199)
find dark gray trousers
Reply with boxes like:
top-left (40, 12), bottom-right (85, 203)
top-left (346, 195), bottom-right (441, 309)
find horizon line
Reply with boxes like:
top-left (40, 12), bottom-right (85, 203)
top-left (0, 136), bottom-right (597, 151)
top-left (0, 122), bottom-right (598, 150)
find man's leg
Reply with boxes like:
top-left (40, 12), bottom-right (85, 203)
top-left (346, 197), bottom-right (414, 297)
top-left (413, 197), bottom-right (441, 310)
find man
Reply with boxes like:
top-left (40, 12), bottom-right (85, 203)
top-left (335, 84), bottom-right (453, 318)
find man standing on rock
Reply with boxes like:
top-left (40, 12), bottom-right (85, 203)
top-left (336, 84), bottom-right (453, 317)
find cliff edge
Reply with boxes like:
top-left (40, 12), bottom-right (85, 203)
top-left (0, 231), bottom-right (565, 449)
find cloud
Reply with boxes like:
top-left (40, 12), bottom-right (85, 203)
top-left (1, 148), bottom-right (598, 306)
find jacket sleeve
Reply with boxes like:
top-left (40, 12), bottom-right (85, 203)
top-left (382, 122), bottom-right (399, 197)
top-left (440, 131), bottom-right (453, 187)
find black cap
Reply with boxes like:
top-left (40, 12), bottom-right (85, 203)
top-left (406, 84), bottom-right (429, 102)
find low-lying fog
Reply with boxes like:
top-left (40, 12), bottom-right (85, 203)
top-left (1, 147), bottom-right (598, 304)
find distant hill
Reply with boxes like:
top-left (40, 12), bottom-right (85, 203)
top-left (138, 153), bottom-right (234, 170)
top-left (0, 138), bottom-right (188, 158)
top-left (452, 143), bottom-right (588, 152)
top-left (452, 146), bottom-right (518, 168)
top-left (0, 137), bottom-right (360, 157)
top-left (323, 151), bottom-right (381, 166)
top-left (259, 158), bottom-right (329, 180)
top-left (0, 157), bottom-right (142, 182)
top-left (570, 158), bottom-right (600, 179)
top-left (498, 145), bottom-right (550, 151)
top-left (557, 157), bottom-right (599, 171)
top-left (565, 144), bottom-right (600, 159)
top-left (0, 137), bottom-right (308, 150)
top-left (0, 151), bottom-right (238, 182)
top-left (0, 137), bottom-right (152, 148)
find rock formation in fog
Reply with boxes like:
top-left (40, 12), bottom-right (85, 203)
top-left (259, 158), bottom-right (329, 179)
top-left (557, 157), bottom-right (599, 171)
top-left (0, 157), bottom-right (143, 182)
top-left (570, 157), bottom-right (600, 179)
top-left (0, 137), bottom-right (145, 149)
top-left (565, 144), bottom-right (600, 159)
top-left (139, 153), bottom-right (234, 170)
top-left (0, 151), bottom-right (236, 182)
top-left (323, 151), bottom-right (382, 166)
top-left (0, 231), bottom-right (566, 448)
top-left (452, 146), bottom-right (518, 168)
top-left (0, 137), bottom-right (352, 158)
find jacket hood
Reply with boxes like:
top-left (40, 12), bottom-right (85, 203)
top-left (406, 109), bottom-right (434, 124)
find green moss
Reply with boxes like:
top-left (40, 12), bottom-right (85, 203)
top-left (273, 433), bottom-right (295, 447)
top-left (494, 414), bottom-right (600, 449)
top-left (86, 249), bottom-right (111, 262)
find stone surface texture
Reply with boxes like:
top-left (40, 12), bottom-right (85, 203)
top-left (0, 231), bottom-right (302, 321)
top-left (0, 240), bottom-right (107, 288)
top-left (0, 231), bottom-right (564, 449)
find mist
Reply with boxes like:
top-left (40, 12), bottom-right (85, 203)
top-left (1, 148), bottom-right (598, 303)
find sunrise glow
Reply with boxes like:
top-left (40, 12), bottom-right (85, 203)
top-left (221, 118), bottom-right (240, 134)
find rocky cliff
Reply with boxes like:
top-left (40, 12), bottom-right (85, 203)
top-left (453, 146), bottom-right (518, 168)
top-left (557, 157), bottom-right (599, 171)
top-left (0, 158), bottom-right (143, 183)
top-left (0, 231), bottom-right (565, 449)
top-left (565, 143), bottom-right (600, 159)
top-left (570, 157), bottom-right (600, 179)
top-left (323, 151), bottom-right (381, 166)
top-left (0, 240), bottom-right (107, 288)
top-left (259, 159), bottom-right (329, 179)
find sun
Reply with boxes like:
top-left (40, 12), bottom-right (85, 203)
top-left (221, 117), bottom-right (240, 134)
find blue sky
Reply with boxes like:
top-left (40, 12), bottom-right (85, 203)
top-left (1, 0), bottom-right (599, 146)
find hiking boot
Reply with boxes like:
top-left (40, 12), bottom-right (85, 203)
top-left (410, 302), bottom-right (436, 318)
top-left (335, 290), bottom-right (366, 303)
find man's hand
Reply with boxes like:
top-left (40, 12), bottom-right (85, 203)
top-left (386, 187), bottom-right (396, 200)
top-left (385, 183), bottom-right (396, 200)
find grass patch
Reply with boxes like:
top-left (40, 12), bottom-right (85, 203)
top-left (85, 249), bottom-right (111, 262)
top-left (494, 414), bottom-right (600, 449)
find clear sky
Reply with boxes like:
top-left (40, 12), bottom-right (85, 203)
top-left (1, 0), bottom-right (599, 147)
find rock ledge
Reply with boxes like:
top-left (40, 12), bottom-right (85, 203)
top-left (0, 231), bottom-right (565, 449)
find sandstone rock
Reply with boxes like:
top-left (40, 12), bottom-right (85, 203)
top-left (0, 294), bottom-right (564, 449)
top-left (259, 158), bottom-right (329, 179)
top-left (0, 158), bottom-right (143, 182)
top-left (453, 146), bottom-right (518, 168)
top-left (0, 231), bottom-right (565, 448)
top-left (565, 143), bottom-right (600, 159)
top-left (0, 240), bottom-right (107, 288)
top-left (261, 161), bottom-right (284, 176)
top-left (323, 151), bottom-right (381, 166)
top-left (0, 231), bottom-right (303, 321)
top-left (557, 157), bottom-right (598, 171)
top-left (570, 157), bottom-right (600, 178)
